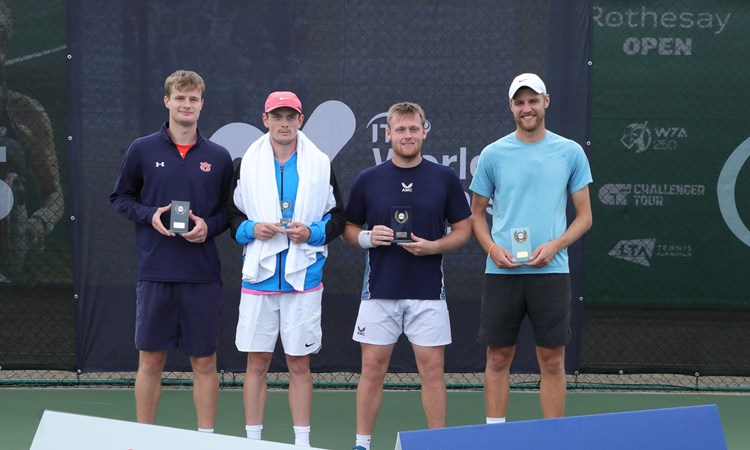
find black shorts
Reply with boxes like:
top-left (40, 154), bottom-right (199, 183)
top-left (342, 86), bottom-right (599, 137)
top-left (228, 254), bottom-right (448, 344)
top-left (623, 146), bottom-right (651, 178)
top-left (478, 273), bottom-right (571, 348)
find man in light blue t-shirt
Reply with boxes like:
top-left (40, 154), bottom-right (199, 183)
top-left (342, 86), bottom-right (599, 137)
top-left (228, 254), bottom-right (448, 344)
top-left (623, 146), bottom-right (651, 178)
top-left (469, 73), bottom-right (592, 423)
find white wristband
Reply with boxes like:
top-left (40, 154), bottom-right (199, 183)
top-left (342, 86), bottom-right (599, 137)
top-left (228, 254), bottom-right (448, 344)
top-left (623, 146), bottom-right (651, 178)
top-left (358, 230), bottom-right (375, 249)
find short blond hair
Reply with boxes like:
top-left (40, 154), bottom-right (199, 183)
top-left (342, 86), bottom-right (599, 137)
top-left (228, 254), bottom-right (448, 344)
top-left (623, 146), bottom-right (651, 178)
top-left (386, 102), bottom-right (426, 128)
top-left (164, 70), bottom-right (205, 98)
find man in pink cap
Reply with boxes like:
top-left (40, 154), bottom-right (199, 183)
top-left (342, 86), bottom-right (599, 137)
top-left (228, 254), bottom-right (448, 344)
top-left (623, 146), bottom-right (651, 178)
top-left (227, 91), bottom-right (345, 446)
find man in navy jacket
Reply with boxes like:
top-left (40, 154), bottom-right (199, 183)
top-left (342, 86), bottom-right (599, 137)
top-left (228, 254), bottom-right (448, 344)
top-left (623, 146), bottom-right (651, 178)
top-left (110, 70), bottom-right (233, 432)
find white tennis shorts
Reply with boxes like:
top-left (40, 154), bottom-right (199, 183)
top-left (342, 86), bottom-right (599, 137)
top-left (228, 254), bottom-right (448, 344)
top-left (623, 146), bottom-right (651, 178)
top-left (352, 299), bottom-right (451, 346)
top-left (235, 289), bottom-right (322, 356)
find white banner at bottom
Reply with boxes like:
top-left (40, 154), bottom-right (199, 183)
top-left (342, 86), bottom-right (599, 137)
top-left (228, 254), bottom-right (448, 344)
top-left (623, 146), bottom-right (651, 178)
top-left (31, 410), bottom-right (329, 450)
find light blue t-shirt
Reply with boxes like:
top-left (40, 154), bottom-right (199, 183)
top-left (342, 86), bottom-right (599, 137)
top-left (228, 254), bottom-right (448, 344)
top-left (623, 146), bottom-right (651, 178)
top-left (470, 131), bottom-right (592, 274)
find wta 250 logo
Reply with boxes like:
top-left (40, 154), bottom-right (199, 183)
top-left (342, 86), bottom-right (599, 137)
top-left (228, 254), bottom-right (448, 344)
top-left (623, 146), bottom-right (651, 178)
top-left (621, 121), bottom-right (687, 153)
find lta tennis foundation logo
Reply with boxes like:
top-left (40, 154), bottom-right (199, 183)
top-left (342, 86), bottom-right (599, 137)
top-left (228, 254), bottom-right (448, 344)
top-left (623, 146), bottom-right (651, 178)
top-left (609, 239), bottom-right (655, 266)
top-left (609, 238), bottom-right (692, 267)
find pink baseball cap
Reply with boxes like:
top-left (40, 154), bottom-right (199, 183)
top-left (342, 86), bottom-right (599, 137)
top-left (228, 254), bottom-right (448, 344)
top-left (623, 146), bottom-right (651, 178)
top-left (264, 91), bottom-right (302, 113)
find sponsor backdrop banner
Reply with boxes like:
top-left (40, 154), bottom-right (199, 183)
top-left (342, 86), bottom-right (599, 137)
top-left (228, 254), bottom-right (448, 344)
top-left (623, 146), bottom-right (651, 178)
top-left (589, 1), bottom-right (749, 307)
top-left (68, 0), bottom-right (592, 373)
top-left (585, 1), bottom-right (750, 375)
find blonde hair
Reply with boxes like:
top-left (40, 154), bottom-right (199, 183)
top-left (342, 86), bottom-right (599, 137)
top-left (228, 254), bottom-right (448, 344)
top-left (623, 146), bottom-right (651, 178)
top-left (386, 102), bottom-right (426, 128)
top-left (164, 70), bottom-right (205, 98)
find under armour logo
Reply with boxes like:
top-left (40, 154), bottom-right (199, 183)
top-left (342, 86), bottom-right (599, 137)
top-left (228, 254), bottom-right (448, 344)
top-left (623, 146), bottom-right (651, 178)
top-left (356, 326), bottom-right (366, 336)
top-left (155, 162), bottom-right (165, 167)
top-left (401, 182), bottom-right (413, 192)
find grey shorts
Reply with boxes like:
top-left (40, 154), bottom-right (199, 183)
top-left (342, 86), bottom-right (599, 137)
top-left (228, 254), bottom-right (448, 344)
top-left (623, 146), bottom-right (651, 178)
top-left (478, 273), bottom-right (571, 348)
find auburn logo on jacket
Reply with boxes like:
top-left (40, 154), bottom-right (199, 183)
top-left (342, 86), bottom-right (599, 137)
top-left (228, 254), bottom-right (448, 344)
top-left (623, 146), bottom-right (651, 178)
top-left (200, 162), bottom-right (212, 172)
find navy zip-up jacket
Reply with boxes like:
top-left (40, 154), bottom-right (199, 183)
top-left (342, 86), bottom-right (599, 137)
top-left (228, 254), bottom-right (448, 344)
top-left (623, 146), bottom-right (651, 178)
top-left (110, 123), bottom-right (234, 283)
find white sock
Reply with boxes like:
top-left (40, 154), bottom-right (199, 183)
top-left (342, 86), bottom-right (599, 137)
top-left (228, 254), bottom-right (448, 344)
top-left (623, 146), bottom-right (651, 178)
top-left (486, 417), bottom-right (506, 424)
top-left (245, 424), bottom-right (263, 439)
top-left (197, 427), bottom-right (214, 433)
top-left (355, 433), bottom-right (372, 449)
top-left (293, 425), bottom-right (311, 447)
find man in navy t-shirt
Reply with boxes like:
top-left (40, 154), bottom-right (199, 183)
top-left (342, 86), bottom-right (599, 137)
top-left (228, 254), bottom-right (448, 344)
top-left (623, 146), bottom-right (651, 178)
top-left (343, 102), bottom-right (472, 450)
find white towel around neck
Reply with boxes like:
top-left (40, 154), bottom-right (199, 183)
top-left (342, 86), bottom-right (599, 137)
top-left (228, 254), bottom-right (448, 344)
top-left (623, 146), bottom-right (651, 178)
top-left (235, 130), bottom-right (335, 291)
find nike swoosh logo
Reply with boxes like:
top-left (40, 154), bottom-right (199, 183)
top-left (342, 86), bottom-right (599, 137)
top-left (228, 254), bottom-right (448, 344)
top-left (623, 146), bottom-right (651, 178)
top-left (305, 343), bottom-right (315, 347)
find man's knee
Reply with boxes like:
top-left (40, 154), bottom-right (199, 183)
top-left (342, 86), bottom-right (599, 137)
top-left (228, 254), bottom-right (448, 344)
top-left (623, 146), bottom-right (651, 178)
top-left (191, 354), bottom-right (217, 376)
top-left (537, 347), bottom-right (565, 374)
top-left (138, 351), bottom-right (167, 374)
top-left (246, 353), bottom-right (272, 377)
top-left (286, 355), bottom-right (311, 379)
top-left (486, 347), bottom-right (514, 372)
top-left (360, 345), bottom-right (392, 379)
top-left (420, 364), bottom-right (445, 389)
